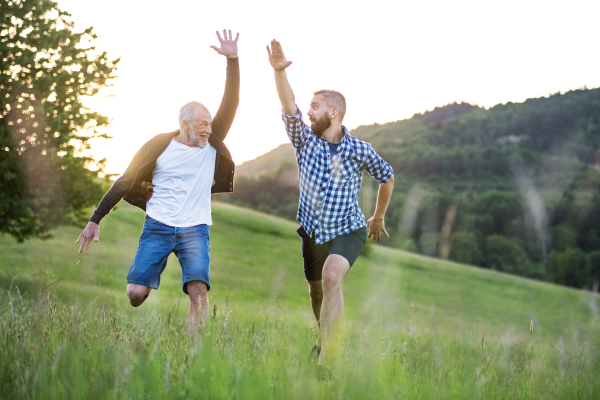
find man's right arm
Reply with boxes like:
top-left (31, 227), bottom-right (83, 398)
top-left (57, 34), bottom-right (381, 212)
top-left (76, 138), bottom-right (154, 253)
top-left (267, 40), bottom-right (297, 116)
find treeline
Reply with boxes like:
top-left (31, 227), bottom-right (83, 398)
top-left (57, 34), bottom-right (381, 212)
top-left (223, 88), bottom-right (600, 289)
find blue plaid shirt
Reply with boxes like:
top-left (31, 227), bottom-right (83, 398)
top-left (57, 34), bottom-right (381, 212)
top-left (283, 107), bottom-right (394, 244)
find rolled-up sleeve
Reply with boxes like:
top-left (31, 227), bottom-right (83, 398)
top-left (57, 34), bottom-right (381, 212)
top-left (363, 145), bottom-right (393, 184)
top-left (282, 107), bottom-right (309, 150)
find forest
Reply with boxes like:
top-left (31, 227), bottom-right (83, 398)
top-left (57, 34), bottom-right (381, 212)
top-left (223, 88), bottom-right (600, 289)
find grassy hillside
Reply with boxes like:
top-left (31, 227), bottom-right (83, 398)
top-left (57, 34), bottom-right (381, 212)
top-left (1, 202), bottom-right (599, 398)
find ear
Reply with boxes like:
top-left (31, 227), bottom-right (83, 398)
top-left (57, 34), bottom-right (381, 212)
top-left (330, 108), bottom-right (339, 120)
top-left (181, 119), bottom-right (189, 131)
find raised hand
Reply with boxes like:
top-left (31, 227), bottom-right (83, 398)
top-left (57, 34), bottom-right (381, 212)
top-left (210, 29), bottom-right (239, 58)
top-left (267, 39), bottom-right (292, 71)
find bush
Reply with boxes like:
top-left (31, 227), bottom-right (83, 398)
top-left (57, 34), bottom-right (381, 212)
top-left (402, 239), bottom-right (418, 253)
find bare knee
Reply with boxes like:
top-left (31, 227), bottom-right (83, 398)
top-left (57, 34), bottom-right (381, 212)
top-left (186, 281), bottom-right (208, 304)
top-left (127, 284), bottom-right (150, 307)
top-left (322, 270), bottom-right (340, 293)
top-left (322, 256), bottom-right (348, 293)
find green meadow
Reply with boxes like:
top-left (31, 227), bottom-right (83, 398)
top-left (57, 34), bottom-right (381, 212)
top-left (1, 202), bottom-right (598, 399)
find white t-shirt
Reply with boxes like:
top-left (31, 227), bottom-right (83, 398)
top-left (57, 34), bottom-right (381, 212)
top-left (146, 139), bottom-right (216, 227)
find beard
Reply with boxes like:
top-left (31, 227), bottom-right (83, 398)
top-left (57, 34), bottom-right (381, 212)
top-left (310, 112), bottom-right (331, 137)
top-left (189, 126), bottom-right (209, 148)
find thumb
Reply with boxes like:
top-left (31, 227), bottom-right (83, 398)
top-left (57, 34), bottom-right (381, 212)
top-left (210, 45), bottom-right (221, 53)
top-left (285, 61), bottom-right (292, 68)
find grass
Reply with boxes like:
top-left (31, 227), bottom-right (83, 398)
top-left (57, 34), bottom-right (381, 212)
top-left (1, 202), bottom-right (599, 398)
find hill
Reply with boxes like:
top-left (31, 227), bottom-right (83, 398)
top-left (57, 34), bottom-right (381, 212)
top-left (0, 201), bottom-right (597, 338)
top-left (224, 89), bottom-right (600, 289)
top-left (0, 202), bottom-right (598, 398)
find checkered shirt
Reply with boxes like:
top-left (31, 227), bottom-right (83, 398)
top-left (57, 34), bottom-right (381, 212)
top-left (282, 107), bottom-right (393, 245)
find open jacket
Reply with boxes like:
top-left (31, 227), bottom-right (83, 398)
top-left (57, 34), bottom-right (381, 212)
top-left (89, 58), bottom-right (240, 225)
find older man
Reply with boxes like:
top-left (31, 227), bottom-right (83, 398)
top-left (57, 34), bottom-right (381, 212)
top-left (76, 30), bottom-right (240, 327)
top-left (267, 39), bottom-right (394, 368)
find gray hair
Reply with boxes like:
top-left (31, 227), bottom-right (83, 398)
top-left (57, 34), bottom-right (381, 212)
top-left (178, 101), bottom-right (206, 127)
top-left (313, 89), bottom-right (347, 121)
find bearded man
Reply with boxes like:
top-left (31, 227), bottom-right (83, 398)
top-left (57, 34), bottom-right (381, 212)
top-left (267, 40), bottom-right (395, 368)
top-left (76, 30), bottom-right (240, 327)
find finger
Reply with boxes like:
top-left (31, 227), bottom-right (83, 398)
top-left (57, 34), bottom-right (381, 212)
top-left (216, 30), bottom-right (223, 43)
top-left (376, 233), bottom-right (381, 243)
top-left (85, 239), bottom-right (91, 254)
top-left (368, 229), bottom-right (372, 238)
top-left (271, 39), bottom-right (277, 52)
top-left (234, 32), bottom-right (239, 42)
top-left (210, 45), bottom-right (221, 54)
top-left (222, 29), bottom-right (227, 41)
top-left (266, 45), bottom-right (272, 56)
top-left (285, 61), bottom-right (292, 68)
top-left (275, 40), bottom-right (282, 53)
top-left (78, 238), bottom-right (85, 253)
top-left (228, 29), bottom-right (232, 41)
top-left (383, 229), bottom-right (390, 239)
top-left (94, 231), bottom-right (100, 241)
top-left (76, 234), bottom-right (81, 244)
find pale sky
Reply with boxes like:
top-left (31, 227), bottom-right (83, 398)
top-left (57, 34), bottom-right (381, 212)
top-left (56, 0), bottom-right (600, 175)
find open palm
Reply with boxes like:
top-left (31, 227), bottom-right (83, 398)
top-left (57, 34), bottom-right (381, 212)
top-left (211, 29), bottom-right (239, 58)
top-left (267, 40), bottom-right (292, 71)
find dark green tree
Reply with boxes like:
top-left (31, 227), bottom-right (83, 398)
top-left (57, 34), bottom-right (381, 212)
top-left (1, 0), bottom-right (119, 241)
top-left (486, 234), bottom-right (532, 275)
top-left (449, 231), bottom-right (484, 266)
top-left (585, 250), bottom-right (600, 286)
top-left (546, 248), bottom-right (590, 288)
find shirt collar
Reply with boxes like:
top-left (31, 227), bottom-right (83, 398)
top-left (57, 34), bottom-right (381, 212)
top-left (335, 126), bottom-right (355, 160)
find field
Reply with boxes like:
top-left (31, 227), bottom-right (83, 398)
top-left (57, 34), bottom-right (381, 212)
top-left (1, 202), bottom-right (599, 399)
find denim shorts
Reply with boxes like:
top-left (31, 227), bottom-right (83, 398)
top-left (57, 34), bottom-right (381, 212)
top-left (127, 215), bottom-right (211, 294)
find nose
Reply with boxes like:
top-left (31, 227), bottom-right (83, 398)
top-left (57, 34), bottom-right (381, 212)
top-left (206, 125), bottom-right (212, 134)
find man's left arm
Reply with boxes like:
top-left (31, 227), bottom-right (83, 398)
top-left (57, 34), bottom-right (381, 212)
top-left (363, 145), bottom-right (395, 242)
top-left (210, 29), bottom-right (240, 141)
top-left (367, 176), bottom-right (394, 242)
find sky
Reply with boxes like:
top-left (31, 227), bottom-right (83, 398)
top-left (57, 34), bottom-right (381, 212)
top-left (56, 0), bottom-right (600, 175)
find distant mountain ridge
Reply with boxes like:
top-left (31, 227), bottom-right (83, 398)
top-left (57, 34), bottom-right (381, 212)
top-left (225, 87), bottom-right (600, 289)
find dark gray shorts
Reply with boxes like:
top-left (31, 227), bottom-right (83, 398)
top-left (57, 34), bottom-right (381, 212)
top-left (297, 226), bottom-right (367, 281)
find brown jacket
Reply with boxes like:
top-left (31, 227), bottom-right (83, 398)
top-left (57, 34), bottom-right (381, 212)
top-left (90, 58), bottom-right (240, 225)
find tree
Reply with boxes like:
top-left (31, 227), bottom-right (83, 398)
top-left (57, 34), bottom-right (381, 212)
top-left (486, 234), bottom-right (532, 276)
top-left (546, 248), bottom-right (590, 288)
top-left (588, 251), bottom-right (600, 286)
top-left (1, 0), bottom-right (119, 241)
top-left (449, 231), bottom-right (484, 266)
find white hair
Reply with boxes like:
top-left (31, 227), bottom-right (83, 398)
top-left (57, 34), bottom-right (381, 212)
top-left (178, 101), bottom-right (206, 127)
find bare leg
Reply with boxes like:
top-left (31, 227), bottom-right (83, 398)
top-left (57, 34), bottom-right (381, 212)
top-left (186, 280), bottom-right (209, 329)
top-left (127, 284), bottom-right (151, 307)
top-left (319, 254), bottom-right (350, 365)
top-left (307, 280), bottom-right (323, 346)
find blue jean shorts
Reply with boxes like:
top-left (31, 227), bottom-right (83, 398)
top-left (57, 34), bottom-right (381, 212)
top-left (127, 215), bottom-right (211, 294)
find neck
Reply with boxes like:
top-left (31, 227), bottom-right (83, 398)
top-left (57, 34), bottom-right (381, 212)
top-left (321, 123), bottom-right (344, 144)
top-left (174, 129), bottom-right (197, 147)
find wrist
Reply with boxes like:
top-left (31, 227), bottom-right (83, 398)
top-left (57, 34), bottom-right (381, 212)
top-left (227, 54), bottom-right (238, 58)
